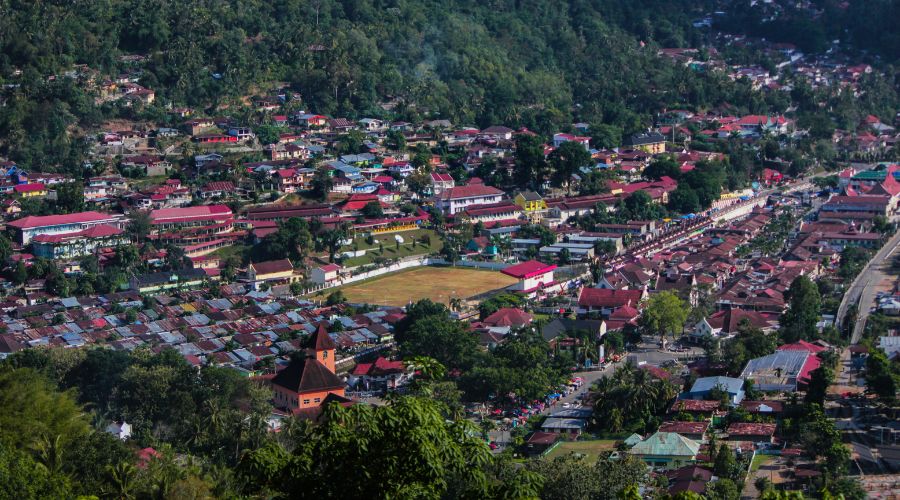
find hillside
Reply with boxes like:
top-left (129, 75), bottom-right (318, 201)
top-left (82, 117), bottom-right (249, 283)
top-left (0, 0), bottom-right (769, 166)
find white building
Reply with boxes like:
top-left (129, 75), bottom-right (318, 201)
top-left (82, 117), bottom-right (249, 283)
top-left (435, 184), bottom-right (504, 214)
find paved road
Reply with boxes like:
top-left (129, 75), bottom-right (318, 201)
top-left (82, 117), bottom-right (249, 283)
top-left (836, 229), bottom-right (900, 344)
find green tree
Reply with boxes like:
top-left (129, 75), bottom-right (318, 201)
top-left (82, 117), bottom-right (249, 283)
top-left (326, 290), bottom-right (346, 306)
top-left (643, 157), bottom-right (681, 181)
top-left (127, 210), bottom-right (153, 244)
top-left (804, 366), bottom-right (833, 406)
top-left (549, 141), bottom-right (591, 193)
top-left (641, 291), bottom-right (688, 346)
top-left (780, 276), bottom-right (821, 343)
top-left (361, 201), bottom-right (384, 219)
top-left (514, 134), bottom-right (548, 189)
top-left (707, 478), bottom-right (741, 500)
top-left (309, 168), bottom-right (334, 201)
top-left (240, 397), bottom-right (540, 498)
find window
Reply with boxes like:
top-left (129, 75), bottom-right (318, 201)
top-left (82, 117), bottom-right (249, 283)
top-left (314, 398), bottom-right (321, 403)
top-left (322, 350), bottom-right (328, 359)
top-left (302, 399), bottom-right (310, 405)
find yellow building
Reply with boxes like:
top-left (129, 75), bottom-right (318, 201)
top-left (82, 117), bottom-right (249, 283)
top-left (625, 132), bottom-right (666, 154)
top-left (514, 191), bottom-right (547, 212)
top-left (14, 183), bottom-right (47, 198)
top-left (247, 259), bottom-right (300, 289)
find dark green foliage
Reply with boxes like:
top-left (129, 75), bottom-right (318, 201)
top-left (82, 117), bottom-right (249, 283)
top-left (592, 363), bottom-right (678, 433)
top-left (780, 275), bottom-right (821, 343)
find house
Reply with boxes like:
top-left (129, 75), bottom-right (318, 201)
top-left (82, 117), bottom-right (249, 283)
top-left (435, 184), bottom-right (504, 214)
top-left (13, 183), bottom-right (47, 198)
top-left (430, 172), bottom-right (455, 196)
top-left (483, 308), bottom-right (533, 328)
top-left (740, 400), bottom-right (784, 416)
top-left (666, 466), bottom-right (713, 497)
top-left (481, 126), bottom-right (514, 140)
top-left (684, 376), bottom-right (745, 406)
top-left (248, 259), bottom-right (299, 288)
top-left (526, 432), bottom-right (559, 456)
top-left (501, 260), bottom-right (557, 295)
top-left (629, 432), bottom-right (701, 469)
top-left (669, 399), bottom-right (721, 417)
top-left (541, 318), bottom-right (607, 342)
top-left (311, 264), bottom-right (342, 285)
top-left (577, 287), bottom-right (645, 316)
top-left (183, 118), bottom-right (215, 135)
top-left (658, 421), bottom-right (709, 442)
top-left (271, 324), bottom-right (347, 413)
top-left (358, 118), bottom-right (384, 131)
top-left (691, 309), bottom-right (776, 341)
top-left (121, 155), bottom-right (172, 176)
top-left (552, 133), bottom-right (591, 150)
top-left (199, 181), bottom-right (236, 199)
top-left (227, 127), bottom-right (254, 140)
top-left (540, 417), bottom-right (587, 435)
top-left (7, 211), bottom-right (124, 244)
top-left (296, 114), bottom-right (328, 128)
top-left (514, 191), bottom-right (547, 214)
top-left (348, 356), bottom-right (410, 391)
top-left (725, 422), bottom-right (777, 443)
top-left (624, 131), bottom-right (667, 154)
top-left (105, 421), bottom-right (132, 440)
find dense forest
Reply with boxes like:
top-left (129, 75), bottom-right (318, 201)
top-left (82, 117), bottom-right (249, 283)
top-left (718, 0), bottom-right (900, 62)
top-left (0, 0), bottom-right (800, 170)
top-left (0, 1), bottom-right (896, 173)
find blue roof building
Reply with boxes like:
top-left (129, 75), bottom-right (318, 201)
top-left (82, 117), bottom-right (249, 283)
top-left (684, 376), bottom-right (745, 406)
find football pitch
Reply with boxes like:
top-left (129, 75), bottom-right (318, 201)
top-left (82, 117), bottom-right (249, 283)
top-left (337, 266), bottom-right (518, 307)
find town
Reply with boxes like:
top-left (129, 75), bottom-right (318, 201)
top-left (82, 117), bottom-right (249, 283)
top-left (0, 1), bottom-right (898, 499)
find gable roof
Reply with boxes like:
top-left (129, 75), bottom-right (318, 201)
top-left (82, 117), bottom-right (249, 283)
top-left (271, 355), bottom-right (344, 394)
top-left (8, 211), bottom-right (116, 230)
top-left (630, 431), bottom-right (700, 457)
top-left (578, 287), bottom-right (643, 308)
top-left (501, 260), bottom-right (556, 279)
top-left (483, 308), bottom-right (533, 327)
top-left (438, 184), bottom-right (503, 200)
top-left (689, 376), bottom-right (744, 394)
top-left (250, 259), bottom-right (294, 275)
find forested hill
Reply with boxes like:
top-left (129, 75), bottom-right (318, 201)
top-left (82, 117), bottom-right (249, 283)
top-left (0, 0), bottom-right (756, 139)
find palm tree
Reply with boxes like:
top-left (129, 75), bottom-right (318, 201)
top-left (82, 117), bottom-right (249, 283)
top-left (104, 462), bottom-right (138, 500)
top-left (404, 356), bottom-right (447, 381)
top-left (33, 434), bottom-right (65, 475)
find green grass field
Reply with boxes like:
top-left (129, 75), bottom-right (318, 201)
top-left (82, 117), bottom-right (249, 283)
top-left (749, 453), bottom-right (774, 472)
top-left (335, 266), bottom-right (518, 306)
top-left (544, 439), bottom-right (617, 462)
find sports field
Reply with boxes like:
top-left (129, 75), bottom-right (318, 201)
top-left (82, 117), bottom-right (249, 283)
top-left (337, 266), bottom-right (518, 306)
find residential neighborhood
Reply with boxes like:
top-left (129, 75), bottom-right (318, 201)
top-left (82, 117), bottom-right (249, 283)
top-left (0, 1), bottom-right (897, 498)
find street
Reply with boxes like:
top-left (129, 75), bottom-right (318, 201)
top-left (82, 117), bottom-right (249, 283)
top-left (836, 228), bottom-right (900, 344)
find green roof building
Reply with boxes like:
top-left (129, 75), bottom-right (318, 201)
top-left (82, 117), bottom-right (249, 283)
top-left (629, 431), bottom-right (700, 469)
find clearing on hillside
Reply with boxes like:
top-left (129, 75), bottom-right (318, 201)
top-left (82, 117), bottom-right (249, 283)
top-left (335, 266), bottom-right (518, 307)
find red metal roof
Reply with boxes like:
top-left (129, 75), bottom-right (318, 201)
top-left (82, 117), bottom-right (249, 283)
top-left (8, 211), bottom-right (117, 230)
top-left (150, 205), bottom-right (232, 224)
top-left (501, 260), bottom-right (556, 279)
